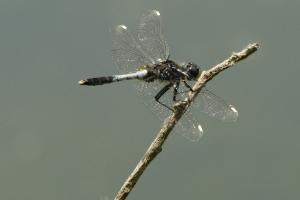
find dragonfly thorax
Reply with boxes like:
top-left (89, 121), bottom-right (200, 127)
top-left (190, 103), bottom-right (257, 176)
top-left (157, 60), bottom-right (182, 81)
top-left (141, 60), bottom-right (200, 83)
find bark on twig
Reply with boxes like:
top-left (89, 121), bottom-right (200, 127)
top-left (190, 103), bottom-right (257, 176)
top-left (114, 43), bottom-right (260, 200)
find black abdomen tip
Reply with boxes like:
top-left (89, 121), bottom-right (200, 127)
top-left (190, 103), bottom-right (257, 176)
top-left (78, 76), bottom-right (114, 86)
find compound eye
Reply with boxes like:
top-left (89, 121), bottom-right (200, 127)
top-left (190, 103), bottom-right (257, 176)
top-left (186, 62), bottom-right (199, 79)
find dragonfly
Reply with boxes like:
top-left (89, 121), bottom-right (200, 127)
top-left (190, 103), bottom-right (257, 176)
top-left (79, 9), bottom-right (238, 141)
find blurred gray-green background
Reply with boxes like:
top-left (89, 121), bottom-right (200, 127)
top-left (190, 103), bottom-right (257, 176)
top-left (1, 0), bottom-right (299, 199)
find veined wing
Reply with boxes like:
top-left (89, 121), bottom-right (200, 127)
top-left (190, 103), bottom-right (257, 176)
top-left (138, 81), bottom-right (203, 142)
top-left (175, 87), bottom-right (238, 142)
top-left (137, 9), bottom-right (169, 63)
top-left (176, 110), bottom-right (204, 142)
top-left (111, 25), bottom-right (155, 73)
top-left (195, 87), bottom-right (239, 122)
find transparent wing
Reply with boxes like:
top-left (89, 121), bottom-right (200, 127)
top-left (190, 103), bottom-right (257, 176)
top-left (138, 81), bottom-right (204, 142)
top-left (137, 10), bottom-right (169, 63)
top-left (175, 110), bottom-right (204, 142)
top-left (137, 83), bottom-right (237, 141)
top-left (173, 86), bottom-right (239, 142)
top-left (194, 88), bottom-right (239, 122)
top-left (137, 81), bottom-right (171, 120)
top-left (111, 25), bottom-right (155, 73)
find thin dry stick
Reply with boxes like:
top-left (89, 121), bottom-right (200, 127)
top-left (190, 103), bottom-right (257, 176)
top-left (114, 43), bottom-right (260, 200)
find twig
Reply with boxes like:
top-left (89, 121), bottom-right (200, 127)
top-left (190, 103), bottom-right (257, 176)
top-left (113, 43), bottom-right (260, 200)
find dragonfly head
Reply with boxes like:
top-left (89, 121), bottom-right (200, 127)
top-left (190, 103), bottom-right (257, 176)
top-left (186, 62), bottom-right (200, 80)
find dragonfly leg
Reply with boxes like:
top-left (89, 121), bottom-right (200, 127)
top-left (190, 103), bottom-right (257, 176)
top-left (173, 82), bottom-right (180, 101)
top-left (175, 81), bottom-right (194, 95)
top-left (183, 80), bottom-right (194, 92)
top-left (155, 82), bottom-right (174, 112)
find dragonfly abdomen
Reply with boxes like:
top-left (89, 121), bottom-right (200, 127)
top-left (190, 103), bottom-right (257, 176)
top-left (78, 70), bottom-right (148, 86)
